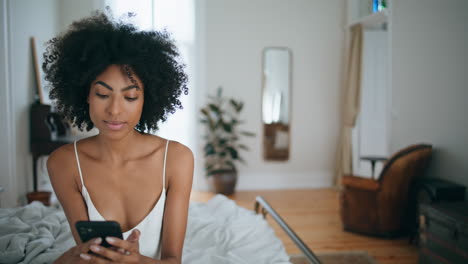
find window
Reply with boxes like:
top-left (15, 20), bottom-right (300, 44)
top-left (351, 30), bottom-right (389, 178)
top-left (106, 0), bottom-right (196, 150)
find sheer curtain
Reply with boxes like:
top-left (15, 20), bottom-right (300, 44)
top-left (105, 0), bottom-right (196, 151)
top-left (334, 24), bottom-right (363, 186)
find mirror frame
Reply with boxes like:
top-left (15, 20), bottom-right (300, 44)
top-left (261, 47), bottom-right (292, 161)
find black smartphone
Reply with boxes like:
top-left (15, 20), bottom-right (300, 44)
top-left (75, 221), bottom-right (123, 248)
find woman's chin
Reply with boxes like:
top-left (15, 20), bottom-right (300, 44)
top-left (96, 127), bottom-right (136, 140)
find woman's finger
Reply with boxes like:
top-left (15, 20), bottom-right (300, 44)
top-left (77, 237), bottom-right (102, 254)
top-left (105, 236), bottom-right (138, 252)
top-left (79, 251), bottom-right (111, 263)
top-left (88, 244), bottom-right (125, 262)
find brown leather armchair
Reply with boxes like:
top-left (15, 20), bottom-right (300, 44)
top-left (340, 144), bottom-right (433, 237)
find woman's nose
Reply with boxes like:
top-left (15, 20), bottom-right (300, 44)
top-left (107, 97), bottom-right (122, 116)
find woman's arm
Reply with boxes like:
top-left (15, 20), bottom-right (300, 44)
top-left (159, 141), bottom-right (194, 264)
top-left (48, 145), bottom-right (90, 244)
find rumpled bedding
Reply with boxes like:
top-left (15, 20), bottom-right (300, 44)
top-left (0, 195), bottom-right (291, 264)
top-left (0, 201), bottom-right (73, 264)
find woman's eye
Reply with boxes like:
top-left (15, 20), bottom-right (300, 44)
top-left (125, 97), bottom-right (138, 102)
top-left (96, 93), bottom-right (109, 98)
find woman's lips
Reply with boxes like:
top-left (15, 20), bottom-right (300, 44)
top-left (104, 121), bottom-right (125, 130)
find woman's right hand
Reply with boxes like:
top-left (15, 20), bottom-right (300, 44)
top-left (53, 237), bottom-right (103, 264)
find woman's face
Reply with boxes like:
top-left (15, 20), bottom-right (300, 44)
top-left (88, 64), bottom-right (144, 138)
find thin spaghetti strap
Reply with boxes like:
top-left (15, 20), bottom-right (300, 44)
top-left (74, 140), bottom-right (85, 188)
top-left (162, 140), bottom-right (169, 190)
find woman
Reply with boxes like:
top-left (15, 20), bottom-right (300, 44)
top-left (45, 11), bottom-right (193, 264)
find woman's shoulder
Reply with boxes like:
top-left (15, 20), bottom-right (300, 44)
top-left (47, 142), bottom-right (77, 168)
top-left (142, 134), bottom-right (193, 169)
top-left (162, 138), bottom-right (194, 176)
top-left (48, 136), bottom-right (99, 170)
top-left (142, 134), bottom-right (192, 156)
top-left (150, 136), bottom-right (192, 158)
top-left (168, 140), bottom-right (193, 159)
top-left (46, 141), bottom-right (81, 186)
top-left (48, 137), bottom-right (95, 165)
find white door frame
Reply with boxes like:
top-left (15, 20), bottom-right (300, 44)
top-left (0, 0), bottom-right (17, 207)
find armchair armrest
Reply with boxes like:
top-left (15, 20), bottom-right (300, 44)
top-left (342, 175), bottom-right (380, 191)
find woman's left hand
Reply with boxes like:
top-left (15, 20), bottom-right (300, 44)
top-left (81, 229), bottom-right (153, 263)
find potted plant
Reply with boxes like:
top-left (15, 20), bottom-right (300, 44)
top-left (200, 87), bottom-right (255, 195)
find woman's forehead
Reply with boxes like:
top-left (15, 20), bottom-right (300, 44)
top-left (94, 64), bottom-right (144, 89)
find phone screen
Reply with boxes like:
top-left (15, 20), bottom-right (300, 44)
top-left (76, 221), bottom-right (123, 248)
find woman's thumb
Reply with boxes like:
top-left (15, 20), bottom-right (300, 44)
top-left (127, 229), bottom-right (140, 242)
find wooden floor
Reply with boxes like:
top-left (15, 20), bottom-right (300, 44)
top-left (190, 188), bottom-right (418, 264)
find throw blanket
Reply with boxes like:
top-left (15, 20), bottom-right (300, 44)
top-left (0, 195), bottom-right (290, 264)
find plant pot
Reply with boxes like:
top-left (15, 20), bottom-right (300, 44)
top-left (26, 191), bottom-right (51, 206)
top-left (208, 170), bottom-right (237, 195)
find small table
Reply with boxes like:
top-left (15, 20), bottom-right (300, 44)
top-left (360, 156), bottom-right (387, 179)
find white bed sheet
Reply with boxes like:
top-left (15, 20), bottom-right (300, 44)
top-left (0, 195), bottom-right (291, 264)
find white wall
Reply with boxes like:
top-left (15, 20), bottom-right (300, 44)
top-left (4, 0), bottom-right (59, 206)
top-left (201, 0), bottom-right (344, 190)
top-left (390, 0), bottom-right (468, 187)
top-left (1, 0), bottom-right (103, 207)
top-left (58, 0), bottom-right (106, 32)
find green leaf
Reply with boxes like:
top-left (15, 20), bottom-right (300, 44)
top-left (238, 144), bottom-right (249, 151)
top-left (223, 123), bottom-right (232, 133)
top-left (200, 108), bottom-right (209, 117)
top-left (201, 109), bottom-right (217, 131)
top-left (231, 99), bottom-right (243, 113)
top-left (224, 160), bottom-right (236, 170)
top-left (227, 147), bottom-right (238, 159)
top-left (238, 101), bottom-right (244, 112)
top-left (240, 131), bottom-right (255, 137)
top-left (218, 138), bottom-right (228, 146)
top-left (229, 99), bottom-right (238, 110)
top-left (207, 118), bottom-right (216, 131)
top-left (204, 144), bottom-right (215, 155)
top-left (208, 104), bottom-right (220, 114)
top-left (215, 120), bottom-right (223, 130)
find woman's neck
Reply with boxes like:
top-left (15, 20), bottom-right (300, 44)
top-left (94, 130), bottom-right (145, 164)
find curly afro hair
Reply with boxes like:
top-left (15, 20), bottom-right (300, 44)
top-left (43, 10), bottom-right (188, 132)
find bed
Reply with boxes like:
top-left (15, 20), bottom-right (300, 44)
top-left (6, 110), bottom-right (319, 264)
top-left (0, 195), bottom-right (293, 264)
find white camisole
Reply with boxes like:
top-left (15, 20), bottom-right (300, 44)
top-left (74, 140), bottom-right (169, 259)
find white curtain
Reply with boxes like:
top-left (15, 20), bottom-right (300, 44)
top-left (334, 24), bottom-right (363, 186)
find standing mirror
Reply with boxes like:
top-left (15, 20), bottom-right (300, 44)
top-left (262, 47), bottom-right (291, 161)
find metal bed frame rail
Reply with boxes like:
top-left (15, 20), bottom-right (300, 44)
top-left (254, 196), bottom-right (322, 264)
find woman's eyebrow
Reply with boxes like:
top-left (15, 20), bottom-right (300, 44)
top-left (94, 81), bottom-right (140, 91)
top-left (121, 85), bottom-right (140, 91)
top-left (94, 81), bottom-right (113, 91)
